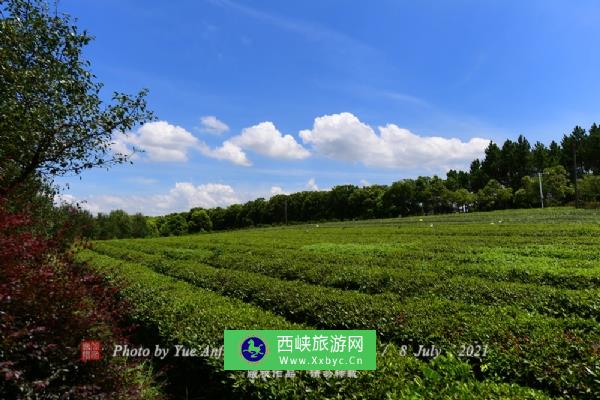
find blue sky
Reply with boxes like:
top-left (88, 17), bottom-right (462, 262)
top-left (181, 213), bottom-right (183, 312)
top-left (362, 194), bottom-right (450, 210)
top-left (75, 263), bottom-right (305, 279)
top-left (56, 0), bottom-right (600, 215)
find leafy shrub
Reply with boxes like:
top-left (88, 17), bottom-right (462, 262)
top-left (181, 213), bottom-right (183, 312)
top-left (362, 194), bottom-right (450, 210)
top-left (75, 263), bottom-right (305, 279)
top-left (0, 200), bottom-right (160, 399)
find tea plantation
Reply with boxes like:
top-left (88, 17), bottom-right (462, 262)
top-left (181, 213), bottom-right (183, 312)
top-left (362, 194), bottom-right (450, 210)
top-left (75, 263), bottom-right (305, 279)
top-left (76, 208), bottom-right (600, 399)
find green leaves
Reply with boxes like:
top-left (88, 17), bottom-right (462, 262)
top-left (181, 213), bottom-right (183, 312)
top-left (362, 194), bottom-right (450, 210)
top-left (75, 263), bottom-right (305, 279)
top-left (0, 0), bottom-right (154, 193)
top-left (74, 209), bottom-right (600, 398)
top-left (77, 250), bottom-right (551, 399)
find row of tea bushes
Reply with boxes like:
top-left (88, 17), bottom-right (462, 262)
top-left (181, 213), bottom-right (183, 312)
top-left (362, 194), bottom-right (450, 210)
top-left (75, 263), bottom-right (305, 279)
top-left (89, 245), bottom-right (600, 397)
top-left (76, 250), bottom-right (549, 399)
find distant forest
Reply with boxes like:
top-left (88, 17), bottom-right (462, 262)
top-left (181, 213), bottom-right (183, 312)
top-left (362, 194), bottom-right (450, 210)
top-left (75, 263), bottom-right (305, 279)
top-left (82, 124), bottom-right (600, 239)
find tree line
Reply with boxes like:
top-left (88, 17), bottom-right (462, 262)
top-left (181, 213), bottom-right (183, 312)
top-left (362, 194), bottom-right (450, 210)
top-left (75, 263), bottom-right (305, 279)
top-left (84, 124), bottom-right (600, 239)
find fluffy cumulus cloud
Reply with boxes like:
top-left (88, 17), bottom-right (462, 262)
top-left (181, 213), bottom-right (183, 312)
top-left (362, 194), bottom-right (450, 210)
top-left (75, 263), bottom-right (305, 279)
top-left (114, 121), bottom-right (199, 162)
top-left (199, 115), bottom-right (230, 134)
top-left (229, 122), bottom-right (310, 160)
top-left (58, 182), bottom-right (240, 216)
top-left (111, 114), bottom-right (489, 171)
top-left (199, 141), bottom-right (251, 166)
top-left (113, 120), bottom-right (308, 166)
top-left (113, 120), bottom-right (249, 166)
top-left (299, 112), bottom-right (489, 170)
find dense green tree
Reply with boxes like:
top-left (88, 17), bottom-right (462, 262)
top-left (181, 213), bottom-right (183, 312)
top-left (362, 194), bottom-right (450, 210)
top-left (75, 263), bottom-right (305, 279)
top-left (159, 214), bottom-right (188, 236)
top-left (513, 188), bottom-right (533, 208)
top-left (153, 216), bottom-right (165, 234)
top-left (498, 139), bottom-right (516, 186)
top-left (207, 207), bottom-right (227, 230)
top-left (93, 213), bottom-right (110, 240)
top-left (286, 192), bottom-right (306, 222)
top-left (579, 174), bottom-right (600, 202)
top-left (0, 0), bottom-right (152, 195)
top-left (93, 210), bottom-right (132, 239)
top-left (361, 185), bottom-right (386, 219)
top-left (445, 170), bottom-right (470, 191)
top-left (532, 142), bottom-right (549, 173)
top-left (188, 208), bottom-right (212, 233)
top-left (498, 135), bottom-right (533, 190)
top-left (382, 180), bottom-right (417, 217)
top-left (476, 180), bottom-right (513, 211)
top-left (531, 140), bottom-right (561, 172)
top-left (240, 198), bottom-right (268, 226)
top-left (587, 124), bottom-right (600, 174)
top-left (518, 166), bottom-right (572, 207)
top-left (412, 176), bottom-right (453, 214)
top-left (347, 185), bottom-right (385, 219)
top-left (226, 204), bottom-right (247, 228)
top-left (452, 188), bottom-right (476, 211)
top-left (428, 176), bottom-right (453, 213)
top-left (130, 213), bottom-right (152, 238)
top-left (547, 141), bottom-right (562, 167)
top-left (414, 176), bottom-right (433, 214)
top-left (481, 142), bottom-right (502, 183)
top-left (267, 195), bottom-right (288, 224)
top-left (108, 210), bottom-right (132, 239)
top-left (514, 135), bottom-right (534, 183)
top-left (300, 191), bottom-right (328, 221)
top-left (327, 185), bottom-right (358, 220)
top-left (540, 166), bottom-right (573, 205)
top-left (469, 159), bottom-right (488, 192)
top-left (560, 126), bottom-right (587, 182)
top-left (146, 218), bottom-right (159, 237)
top-left (347, 189), bottom-right (368, 219)
top-left (218, 204), bottom-right (242, 229)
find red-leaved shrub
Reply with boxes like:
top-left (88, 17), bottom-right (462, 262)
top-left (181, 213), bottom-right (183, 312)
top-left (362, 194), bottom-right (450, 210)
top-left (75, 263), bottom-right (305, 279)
top-left (0, 198), bottom-right (156, 399)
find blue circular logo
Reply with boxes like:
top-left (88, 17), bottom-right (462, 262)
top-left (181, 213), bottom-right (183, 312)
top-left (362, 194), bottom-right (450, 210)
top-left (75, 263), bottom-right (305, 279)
top-left (241, 336), bottom-right (266, 362)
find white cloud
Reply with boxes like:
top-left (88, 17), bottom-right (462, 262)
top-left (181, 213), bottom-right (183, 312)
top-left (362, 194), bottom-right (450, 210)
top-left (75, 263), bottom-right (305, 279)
top-left (199, 115), bottom-right (230, 134)
top-left (114, 121), bottom-right (200, 162)
top-left (156, 182), bottom-right (239, 210)
top-left (299, 112), bottom-right (489, 170)
top-left (306, 178), bottom-right (319, 191)
top-left (229, 122), bottom-right (310, 160)
top-left (114, 120), bottom-right (249, 166)
top-left (59, 182), bottom-right (240, 216)
top-left (111, 114), bottom-right (488, 172)
top-left (360, 179), bottom-right (370, 187)
top-left (199, 141), bottom-right (251, 166)
top-left (270, 186), bottom-right (287, 196)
